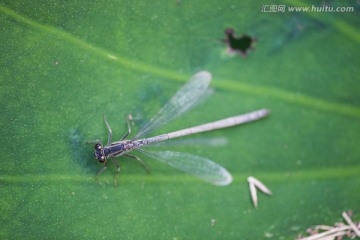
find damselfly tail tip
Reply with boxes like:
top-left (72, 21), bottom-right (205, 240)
top-left (259, 109), bottom-right (271, 117)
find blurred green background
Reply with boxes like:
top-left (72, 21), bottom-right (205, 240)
top-left (1, 0), bottom-right (359, 239)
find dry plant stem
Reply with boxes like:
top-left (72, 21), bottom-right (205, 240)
top-left (297, 211), bottom-right (360, 240)
top-left (247, 176), bottom-right (272, 208)
top-left (298, 225), bottom-right (351, 240)
top-left (342, 211), bottom-right (360, 237)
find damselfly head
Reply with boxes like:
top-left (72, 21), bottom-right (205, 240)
top-left (94, 143), bottom-right (106, 163)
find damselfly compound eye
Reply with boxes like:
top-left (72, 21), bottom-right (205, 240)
top-left (98, 155), bottom-right (105, 163)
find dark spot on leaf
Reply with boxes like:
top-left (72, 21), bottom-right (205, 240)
top-left (222, 28), bottom-right (256, 57)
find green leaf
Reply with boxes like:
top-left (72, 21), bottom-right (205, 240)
top-left (1, 1), bottom-right (359, 239)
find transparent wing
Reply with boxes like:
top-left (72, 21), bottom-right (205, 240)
top-left (136, 149), bottom-right (233, 186)
top-left (133, 71), bottom-right (213, 139)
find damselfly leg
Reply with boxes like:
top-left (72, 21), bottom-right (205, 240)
top-left (103, 115), bottom-right (113, 146)
top-left (124, 154), bottom-right (151, 173)
top-left (120, 114), bottom-right (132, 141)
top-left (120, 115), bottom-right (150, 173)
top-left (109, 157), bottom-right (120, 186)
top-left (95, 161), bottom-right (108, 182)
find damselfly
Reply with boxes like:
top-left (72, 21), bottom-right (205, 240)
top-left (90, 71), bottom-right (269, 186)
